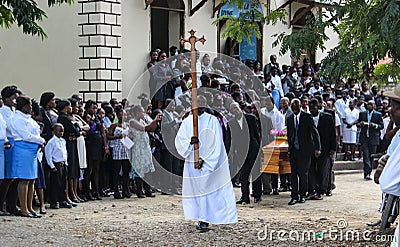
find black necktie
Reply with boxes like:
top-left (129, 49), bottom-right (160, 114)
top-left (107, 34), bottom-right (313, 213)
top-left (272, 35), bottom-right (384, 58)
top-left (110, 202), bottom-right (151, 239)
top-left (294, 116), bottom-right (300, 150)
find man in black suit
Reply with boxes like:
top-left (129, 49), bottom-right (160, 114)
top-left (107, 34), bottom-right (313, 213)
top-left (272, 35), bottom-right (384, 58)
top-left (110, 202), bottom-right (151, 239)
top-left (278, 97), bottom-right (293, 192)
top-left (161, 99), bottom-right (183, 194)
top-left (323, 100), bottom-right (339, 196)
top-left (308, 99), bottom-right (336, 199)
top-left (229, 102), bottom-right (262, 204)
top-left (287, 99), bottom-right (321, 205)
top-left (358, 100), bottom-right (384, 180)
top-left (252, 101), bottom-right (275, 195)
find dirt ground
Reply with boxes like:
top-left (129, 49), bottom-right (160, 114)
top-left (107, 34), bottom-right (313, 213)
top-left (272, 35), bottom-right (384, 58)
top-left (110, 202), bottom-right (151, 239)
top-left (0, 172), bottom-right (394, 246)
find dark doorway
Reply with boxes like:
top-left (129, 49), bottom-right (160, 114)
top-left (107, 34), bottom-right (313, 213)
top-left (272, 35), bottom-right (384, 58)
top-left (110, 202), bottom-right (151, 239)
top-left (292, 7), bottom-right (316, 66)
top-left (150, 0), bottom-right (185, 52)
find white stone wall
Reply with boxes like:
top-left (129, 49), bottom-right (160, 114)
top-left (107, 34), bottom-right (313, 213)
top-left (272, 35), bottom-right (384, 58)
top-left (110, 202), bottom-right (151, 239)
top-left (78, 0), bottom-right (122, 102)
top-left (121, 0), bottom-right (151, 103)
top-left (0, 2), bottom-right (80, 100)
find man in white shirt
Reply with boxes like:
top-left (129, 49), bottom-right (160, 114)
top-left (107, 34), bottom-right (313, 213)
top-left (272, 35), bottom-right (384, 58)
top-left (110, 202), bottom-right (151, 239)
top-left (335, 90), bottom-right (350, 133)
top-left (308, 80), bottom-right (324, 96)
top-left (195, 50), bottom-right (202, 87)
top-left (270, 67), bottom-right (284, 98)
top-left (45, 123), bottom-right (72, 209)
top-left (261, 96), bottom-right (284, 131)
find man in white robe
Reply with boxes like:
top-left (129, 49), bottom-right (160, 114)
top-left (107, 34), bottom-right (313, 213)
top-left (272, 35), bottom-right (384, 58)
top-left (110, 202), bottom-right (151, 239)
top-left (377, 84), bottom-right (400, 246)
top-left (175, 95), bottom-right (238, 232)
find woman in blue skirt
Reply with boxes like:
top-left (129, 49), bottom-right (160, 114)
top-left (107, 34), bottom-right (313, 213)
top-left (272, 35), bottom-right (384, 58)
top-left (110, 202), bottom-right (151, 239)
top-left (0, 110), bottom-right (8, 215)
top-left (0, 110), bottom-right (6, 181)
top-left (9, 96), bottom-right (45, 218)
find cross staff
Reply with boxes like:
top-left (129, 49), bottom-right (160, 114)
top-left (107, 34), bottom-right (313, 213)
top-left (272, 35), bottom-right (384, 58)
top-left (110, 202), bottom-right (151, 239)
top-left (180, 29), bottom-right (206, 169)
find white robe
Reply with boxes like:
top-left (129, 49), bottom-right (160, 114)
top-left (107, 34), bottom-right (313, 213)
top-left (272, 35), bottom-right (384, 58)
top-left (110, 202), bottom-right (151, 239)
top-left (380, 143), bottom-right (400, 247)
top-left (175, 112), bottom-right (238, 224)
top-left (335, 98), bottom-right (349, 135)
top-left (342, 108), bottom-right (359, 144)
top-left (380, 142), bottom-right (400, 196)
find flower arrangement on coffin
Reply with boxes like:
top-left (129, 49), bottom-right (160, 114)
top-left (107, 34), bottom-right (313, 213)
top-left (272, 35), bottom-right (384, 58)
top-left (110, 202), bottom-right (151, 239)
top-left (270, 128), bottom-right (288, 140)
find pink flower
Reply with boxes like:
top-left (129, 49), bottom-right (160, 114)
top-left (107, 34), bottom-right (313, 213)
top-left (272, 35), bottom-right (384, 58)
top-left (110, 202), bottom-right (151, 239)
top-left (270, 130), bottom-right (278, 135)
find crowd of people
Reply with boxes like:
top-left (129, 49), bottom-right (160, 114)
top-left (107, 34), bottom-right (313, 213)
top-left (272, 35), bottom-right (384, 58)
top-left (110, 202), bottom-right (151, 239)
top-left (0, 46), bottom-right (398, 221)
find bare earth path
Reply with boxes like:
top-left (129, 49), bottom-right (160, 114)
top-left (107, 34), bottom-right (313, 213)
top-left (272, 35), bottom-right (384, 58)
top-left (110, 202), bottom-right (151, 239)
top-left (0, 173), bottom-right (393, 246)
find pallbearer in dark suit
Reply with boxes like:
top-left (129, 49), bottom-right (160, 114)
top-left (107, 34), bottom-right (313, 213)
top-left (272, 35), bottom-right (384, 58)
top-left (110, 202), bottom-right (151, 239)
top-left (278, 97), bottom-right (292, 192)
top-left (252, 101), bottom-right (275, 195)
top-left (358, 100), bottom-right (384, 180)
top-left (308, 99), bottom-right (336, 199)
top-left (229, 102), bottom-right (262, 204)
top-left (287, 99), bottom-right (321, 205)
top-left (161, 99), bottom-right (183, 194)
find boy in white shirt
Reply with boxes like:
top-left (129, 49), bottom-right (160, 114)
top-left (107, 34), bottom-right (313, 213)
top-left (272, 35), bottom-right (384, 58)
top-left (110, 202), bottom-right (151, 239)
top-left (45, 123), bottom-right (72, 209)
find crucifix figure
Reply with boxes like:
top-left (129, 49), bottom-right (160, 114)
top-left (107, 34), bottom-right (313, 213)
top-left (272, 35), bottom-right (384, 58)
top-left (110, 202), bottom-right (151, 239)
top-left (179, 29), bottom-right (206, 169)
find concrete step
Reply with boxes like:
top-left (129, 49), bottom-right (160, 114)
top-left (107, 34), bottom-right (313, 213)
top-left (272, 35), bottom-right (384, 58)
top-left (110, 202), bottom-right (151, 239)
top-left (333, 160), bottom-right (363, 170)
top-left (334, 169), bottom-right (363, 175)
top-left (335, 152), bottom-right (361, 161)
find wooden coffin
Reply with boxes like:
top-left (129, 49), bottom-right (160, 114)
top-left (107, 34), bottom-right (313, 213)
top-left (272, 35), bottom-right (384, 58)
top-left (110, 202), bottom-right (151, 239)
top-left (261, 139), bottom-right (291, 174)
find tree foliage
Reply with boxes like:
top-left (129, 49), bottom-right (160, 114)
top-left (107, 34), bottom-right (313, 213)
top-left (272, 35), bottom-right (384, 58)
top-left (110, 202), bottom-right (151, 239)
top-left (373, 63), bottom-right (400, 86)
top-left (321, 0), bottom-right (400, 83)
top-left (213, 0), bottom-right (286, 43)
top-left (216, 0), bottom-right (400, 84)
top-left (0, 0), bottom-right (73, 39)
top-left (272, 9), bottom-right (334, 59)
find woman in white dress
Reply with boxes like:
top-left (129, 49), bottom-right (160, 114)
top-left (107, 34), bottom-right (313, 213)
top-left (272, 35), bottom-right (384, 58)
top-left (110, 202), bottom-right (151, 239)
top-left (70, 98), bottom-right (89, 202)
top-left (342, 100), bottom-right (359, 161)
top-left (128, 105), bottom-right (161, 198)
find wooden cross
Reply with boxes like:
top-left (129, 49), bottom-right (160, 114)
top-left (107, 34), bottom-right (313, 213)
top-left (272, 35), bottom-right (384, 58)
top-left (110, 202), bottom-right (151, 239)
top-left (180, 29), bottom-right (206, 169)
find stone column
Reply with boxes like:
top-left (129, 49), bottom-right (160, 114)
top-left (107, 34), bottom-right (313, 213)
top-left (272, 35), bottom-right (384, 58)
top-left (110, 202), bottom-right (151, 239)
top-left (78, 0), bottom-right (122, 102)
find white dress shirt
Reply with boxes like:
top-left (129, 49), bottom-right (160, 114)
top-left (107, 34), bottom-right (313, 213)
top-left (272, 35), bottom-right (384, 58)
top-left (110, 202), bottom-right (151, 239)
top-left (308, 86), bottom-right (323, 96)
top-left (312, 111), bottom-right (320, 127)
top-left (0, 105), bottom-right (15, 138)
top-left (271, 75), bottom-right (284, 97)
top-left (196, 60), bottom-right (202, 87)
top-left (335, 113), bottom-right (341, 127)
top-left (0, 113), bottom-right (6, 140)
top-left (262, 106), bottom-right (284, 130)
top-left (9, 110), bottom-right (45, 145)
top-left (335, 98), bottom-right (349, 119)
top-left (301, 106), bottom-right (310, 113)
top-left (45, 135), bottom-right (68, 169)
top-left (236, 115), bottom-right (243, 130)
top-left (387, 128), bottom-right (400, 156)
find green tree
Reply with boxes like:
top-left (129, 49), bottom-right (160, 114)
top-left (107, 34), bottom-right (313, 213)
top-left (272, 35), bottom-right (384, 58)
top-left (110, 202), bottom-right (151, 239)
top-left (0, 0), bottom-right (73, 39)
top-left (321, 0), bottom-right (400, 83)
top-left (213, 0), bottom-right (286, 43)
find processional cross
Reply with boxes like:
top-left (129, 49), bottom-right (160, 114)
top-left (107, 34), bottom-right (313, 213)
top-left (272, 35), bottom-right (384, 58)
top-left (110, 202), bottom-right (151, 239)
top-left (179, 29), bottom-right (206, 169)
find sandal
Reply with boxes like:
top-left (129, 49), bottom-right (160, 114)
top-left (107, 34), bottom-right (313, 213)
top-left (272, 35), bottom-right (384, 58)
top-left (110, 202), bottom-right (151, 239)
top-left (21, 213), bottom-right (34, 218)
top-left (0, 211), bottom-right (11, 216)
top-left (31, 212), bottom-right (42, 218)
top-left (71, 198), bottom-right (80, 203)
